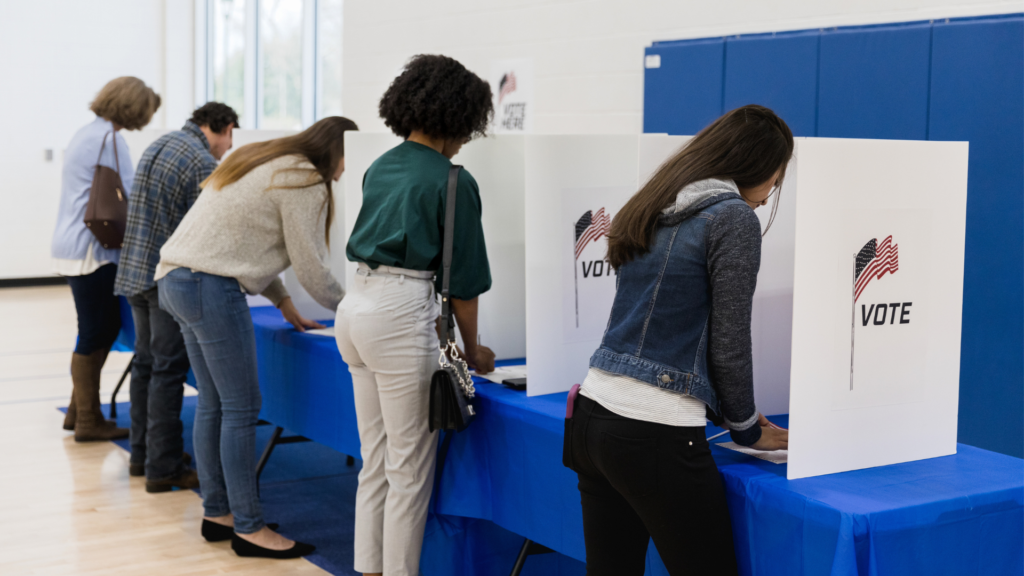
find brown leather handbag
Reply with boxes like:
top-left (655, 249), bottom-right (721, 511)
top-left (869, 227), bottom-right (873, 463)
top-left (84, 131), bottom-right (128, 249)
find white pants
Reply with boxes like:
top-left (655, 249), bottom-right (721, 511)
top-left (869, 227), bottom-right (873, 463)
top-left (335, 264), bottom-right (440, 576)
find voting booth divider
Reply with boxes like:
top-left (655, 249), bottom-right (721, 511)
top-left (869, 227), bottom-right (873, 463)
top-left (342, 131), bottom-right (969, 479)
top-left (782, 138), bottom-right (967, 478)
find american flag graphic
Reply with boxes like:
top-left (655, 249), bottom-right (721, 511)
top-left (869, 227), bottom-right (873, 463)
top-left (854, 235), bottom-right (899, 302)
top-left (574, 208), bottom-right (610, 260)
top-left (498, 72), bottom-right (517, 104)
top-left (850, 234), bottom-right (899, 391)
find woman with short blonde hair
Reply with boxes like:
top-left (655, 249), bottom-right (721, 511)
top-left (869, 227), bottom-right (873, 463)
top-left (52, 76), bottom-right (160, 442)
top-left (89, 76), bottom-right (162, 130)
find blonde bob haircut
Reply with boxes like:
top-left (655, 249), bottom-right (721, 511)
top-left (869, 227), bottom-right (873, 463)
top-left (89, 77), bottom-right (161, 130)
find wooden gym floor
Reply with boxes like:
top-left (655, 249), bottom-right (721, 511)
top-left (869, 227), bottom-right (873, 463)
top-left (0, 285), bottom-right (328, 575)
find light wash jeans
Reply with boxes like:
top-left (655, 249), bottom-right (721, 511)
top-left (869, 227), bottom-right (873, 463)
top-left (335, 264), bottom-right (441, 576)
top-left (158, 268), bottom-right (265, 534)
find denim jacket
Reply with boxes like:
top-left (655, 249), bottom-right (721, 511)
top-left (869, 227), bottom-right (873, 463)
top-left (589, 178), bottom-right (763, 445)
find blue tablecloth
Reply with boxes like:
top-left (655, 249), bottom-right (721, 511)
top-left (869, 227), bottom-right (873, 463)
top-left (250, 307), bottom-right (1024, 576)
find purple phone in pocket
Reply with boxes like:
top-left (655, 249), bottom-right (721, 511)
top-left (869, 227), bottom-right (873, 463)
top-left (566, 383), bottom-right (581, 419)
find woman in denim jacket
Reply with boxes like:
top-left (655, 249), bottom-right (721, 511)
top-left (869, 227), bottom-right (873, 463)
top-left (565, 105), bottom-right (793, 575)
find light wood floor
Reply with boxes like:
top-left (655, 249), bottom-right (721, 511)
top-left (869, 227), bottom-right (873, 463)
top-left (0, 285), bottom-right (328, 575)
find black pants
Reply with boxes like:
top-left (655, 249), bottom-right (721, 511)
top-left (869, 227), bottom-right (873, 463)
top-left (65, 264), bottom-right (122, 355)
top-left (128, 287), bottom-right (190, 479)
top-left (565, 394), bottom-right (739, 576)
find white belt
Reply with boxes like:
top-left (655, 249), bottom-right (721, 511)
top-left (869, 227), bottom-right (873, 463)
top-left (357, 262), bottom-right (434, 282)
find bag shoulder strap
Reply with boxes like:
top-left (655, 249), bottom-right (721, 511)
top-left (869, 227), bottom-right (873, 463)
top-left (94, 129), bottom-right (122, 176)
top-left (440, 165), bottom-right (462, 343)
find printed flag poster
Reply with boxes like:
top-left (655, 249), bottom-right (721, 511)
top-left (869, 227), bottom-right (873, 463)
top-left (784, 138), bottom-right (966, 480)
top-left (834, 211), bottom-right (930, 411)
top-left (489, 59), bottom-right (534, 133)
top-left (561, 187), bottom-right (631, 343)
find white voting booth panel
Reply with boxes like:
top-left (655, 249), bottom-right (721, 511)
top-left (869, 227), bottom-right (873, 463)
top-left (786, 138), bottom-right (968, 479)
top-left (525, 135), bottom-right (639, 396)
top-left (341, 132), bottom-right (527, 360)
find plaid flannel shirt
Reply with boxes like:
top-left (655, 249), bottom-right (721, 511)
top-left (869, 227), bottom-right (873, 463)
top-left (114, 122), bottom-right (219, 297)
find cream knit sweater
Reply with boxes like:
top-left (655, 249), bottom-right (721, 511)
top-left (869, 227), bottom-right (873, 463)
top-left (155, 154), bottom-right (344, 310)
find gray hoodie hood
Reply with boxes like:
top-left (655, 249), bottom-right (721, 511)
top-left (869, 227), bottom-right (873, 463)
top-left (659, 178), bottom-right (742, 223)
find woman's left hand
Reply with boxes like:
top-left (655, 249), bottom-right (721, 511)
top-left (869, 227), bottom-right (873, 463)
top-left (278, 297), bottom-right (325, 332)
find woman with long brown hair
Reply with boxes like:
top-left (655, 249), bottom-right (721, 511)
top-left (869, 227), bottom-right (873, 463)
top-left (155, 116), bottom-right (357, 559)
top-left (563, 105), bottom-right (792, 575)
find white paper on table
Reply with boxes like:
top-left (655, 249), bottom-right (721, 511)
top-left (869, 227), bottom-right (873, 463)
top-left (471, 364), bottom-right (527, 384)
top-left (716, 442), bottom-right (788, 464)
top-left (305, 327), bottom-right (336, 338)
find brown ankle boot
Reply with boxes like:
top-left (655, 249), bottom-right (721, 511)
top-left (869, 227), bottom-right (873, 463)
top-left (63, 386), bottom-right (77, 431)
top-left (73, 350), bottom-right (129, 442)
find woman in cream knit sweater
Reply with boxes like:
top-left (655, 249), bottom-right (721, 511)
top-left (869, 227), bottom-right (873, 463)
top-left (156, 116), bottom-right (357, 559)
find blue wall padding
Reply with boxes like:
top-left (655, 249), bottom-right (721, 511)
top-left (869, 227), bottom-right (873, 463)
top-left (642, 14), bottom-right (1024, 457)
top-left (929, 17), bottom-right (1024, 458)
top-left (643, 39), bottom-right (723, 135)
top-left (723, 31), bottom-right (819, 137)
top-left (817, 23), bottom-right (933, 140)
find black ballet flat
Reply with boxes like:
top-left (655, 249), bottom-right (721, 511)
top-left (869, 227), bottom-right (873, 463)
top-left (202, 520), bottom-right (278, 542)
top-left (231, 534), bottom-right (315, 559)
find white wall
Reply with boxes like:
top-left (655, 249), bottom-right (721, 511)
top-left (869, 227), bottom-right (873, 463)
top-left (342, 0), bottom-right (1020, 135)
top-left (0, 0), bottom-right (196, 280)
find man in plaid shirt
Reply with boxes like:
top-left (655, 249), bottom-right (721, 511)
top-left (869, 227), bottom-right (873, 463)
top-left (114, 102), bottom-right (238, 492)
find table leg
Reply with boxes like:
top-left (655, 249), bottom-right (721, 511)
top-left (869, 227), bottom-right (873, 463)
top-left (108, 355), bottom-right (134, 420)
top-left (255, 427), bottom-right (316, 498)
top-left (255, 426), bottom-right (284, 498)
top-left (509, 538), bottom-right (554, 576)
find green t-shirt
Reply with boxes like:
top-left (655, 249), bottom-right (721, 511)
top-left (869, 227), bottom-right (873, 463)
top-left (346, 141), bottom-right (492, 300)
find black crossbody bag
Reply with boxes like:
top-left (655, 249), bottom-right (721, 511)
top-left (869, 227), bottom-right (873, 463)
top-left (428, 165), bottom-right (477, 433)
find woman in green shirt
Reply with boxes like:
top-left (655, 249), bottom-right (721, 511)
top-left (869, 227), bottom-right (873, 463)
top-left (335, 54), bottom-right (495, 576)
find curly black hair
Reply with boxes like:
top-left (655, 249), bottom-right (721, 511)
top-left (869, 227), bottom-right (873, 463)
top-left (379, 54), bottom-right (493, 141)
top-left (190, 102), bottom-right (240, 133)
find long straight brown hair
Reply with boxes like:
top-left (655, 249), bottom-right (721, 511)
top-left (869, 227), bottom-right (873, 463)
top-left (607, 105), bottom-right (793, 268)
top-left (202, 116), bottom-right (359, 246)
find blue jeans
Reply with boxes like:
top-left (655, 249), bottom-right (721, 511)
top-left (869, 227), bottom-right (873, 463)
top-left (128, 287), bottom-right (190, 480)
top-left (158, 268), bottom-right (265, 534)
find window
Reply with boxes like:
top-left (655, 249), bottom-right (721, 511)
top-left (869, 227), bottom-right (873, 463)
top-left (210, 0), bottom-right (248, 122)
top-left (317, 0), bottom-right (344, 119)
top-left (197, 0), bottom-right (342, 129)
top-left (258, 0), bottom-right (304, 129)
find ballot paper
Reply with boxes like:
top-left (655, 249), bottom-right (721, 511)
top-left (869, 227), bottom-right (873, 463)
top-left (716, 442), bottom-right (788, 464)
top-left (471, 364), bottom-right (527, 384)
top-left (305, 327), bottom-right (336, 338)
